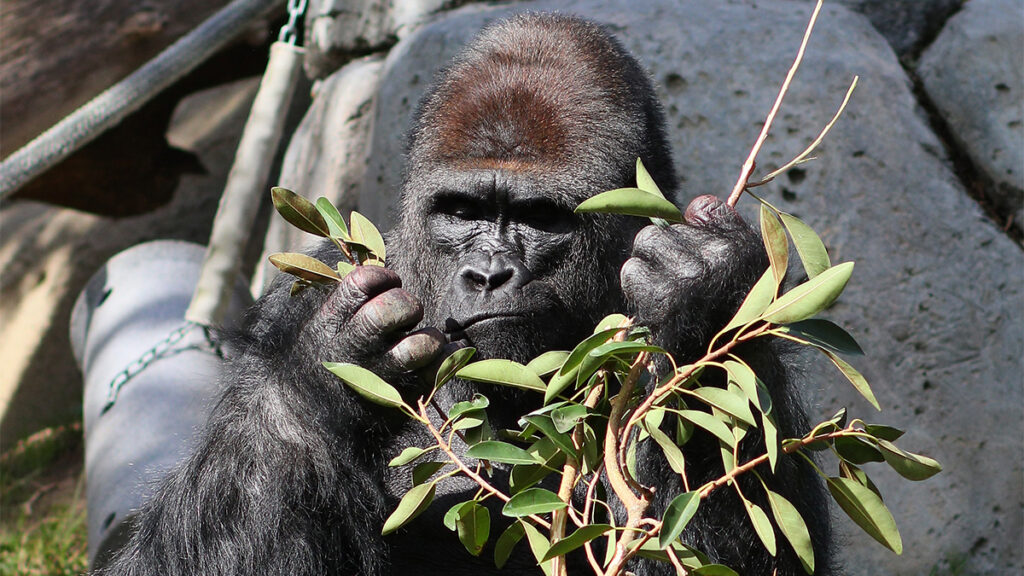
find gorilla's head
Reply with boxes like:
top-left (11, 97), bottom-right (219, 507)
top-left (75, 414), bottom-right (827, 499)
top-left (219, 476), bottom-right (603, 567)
top-left (390, 13), bottom-right (677, 363)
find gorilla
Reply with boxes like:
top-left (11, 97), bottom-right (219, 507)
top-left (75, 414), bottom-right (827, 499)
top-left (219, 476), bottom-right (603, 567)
top-left (98, 12), bottom-right (831, 576)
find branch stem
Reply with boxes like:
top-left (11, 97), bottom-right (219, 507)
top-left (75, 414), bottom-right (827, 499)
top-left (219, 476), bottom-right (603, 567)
top-left (726, 0), bottom-right (824, 207)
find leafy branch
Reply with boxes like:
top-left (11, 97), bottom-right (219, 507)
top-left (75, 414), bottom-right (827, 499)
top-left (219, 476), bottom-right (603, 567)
top-left (266, 2), bottom-right (938, 573)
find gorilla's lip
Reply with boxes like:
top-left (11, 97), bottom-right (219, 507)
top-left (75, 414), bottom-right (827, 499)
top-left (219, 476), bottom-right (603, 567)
top-left (442, 313), bottom-right (527, 334)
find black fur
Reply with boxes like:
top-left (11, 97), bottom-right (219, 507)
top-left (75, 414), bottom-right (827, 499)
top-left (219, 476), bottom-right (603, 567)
top-left (98, 13), bottom-right (830, 576)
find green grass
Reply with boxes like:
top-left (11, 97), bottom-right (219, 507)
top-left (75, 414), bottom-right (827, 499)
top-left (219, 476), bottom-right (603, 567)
top-left (0, 423), bottom-right (89, 576)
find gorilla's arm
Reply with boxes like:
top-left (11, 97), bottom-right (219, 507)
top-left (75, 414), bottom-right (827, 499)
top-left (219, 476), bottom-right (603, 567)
top-left (98, 263), bottom-right (445, 576)
top-left (620, 195), bottom-right (833, 575)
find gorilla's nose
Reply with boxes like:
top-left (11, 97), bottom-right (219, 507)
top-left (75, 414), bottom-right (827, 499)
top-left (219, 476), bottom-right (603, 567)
top-left (457, 253), bottom-right (529, 294)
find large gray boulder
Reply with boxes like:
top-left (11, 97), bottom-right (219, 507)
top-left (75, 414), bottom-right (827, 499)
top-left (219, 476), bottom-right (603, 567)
top-left (354, 1), bottom-right (1022, 574)
top-left (918, 0), bottom-right (1023, 230)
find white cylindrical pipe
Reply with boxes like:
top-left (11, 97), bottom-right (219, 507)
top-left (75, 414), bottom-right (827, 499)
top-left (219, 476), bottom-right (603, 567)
top-left (70, 240), bottom-right (252, 567)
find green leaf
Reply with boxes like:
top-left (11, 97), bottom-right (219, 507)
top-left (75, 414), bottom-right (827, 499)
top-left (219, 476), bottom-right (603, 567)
top-left (679, 410), bottom-right (736, 446)
top-left (466, 441), bottom-right (538, 465)
top-left (588, 341), bottom-right (665, 361)
top-left (435, 347), bottom-right (477, 389)
top-left (558, 328), bottom-right (621, 377)
top-left (834, 436), bottom-right (884, 464)
top-left (780, 212), bottom-right (831, 279)
top-left (271, 187), bottom-right (330, 237)
top-left (315, 197), bottom-right (349, 239)
top-left (443, 501), bottom-right (466, 531)
top-left (349, 210), bottom-right (386, 263)
top-left (337, 260), bottom-right (355, 278)
top-left (827, 476), bottom-right (903, 554)
top-left (550, 404), bottom-right (588, 434)
top-left (765, 490), bottom-right (815, 573)
top-left (521, 521), bottom-right (555, 576)
top-left (412, 461), bottom-right (445, 486)
top-left (382, 482), bottom-right (435, 535)
top-left (864, 424), bottom-right (905, 442)
top-left (763, 411), bottom-right (779, 472)
top-left (744, 500), bottom-right (777, 556)
top-left (502, 488), bottom-right (567, 518)
top-left (510, 464), bottom-right (557, 495)
top-left (762, 262), bottom-right (854, 324)
top-left (659, 491), bottom-right (701, 549)
top-left (575, 188), bottom-right (684, 222)
top-left (322, 362), bottom-right (405, 409)
top-left (544, 367), bottom-right (580, 404)
top-left (448, 394), bottom-right (489, 421)
top-left (779, 319), bottom-right (865, 356)
top-left (522, 415), bottom-right (578, 459)
top-left (494, 521), bottom-right (526, 569)
top-left (526, 350), bottom-right (570, 378)
top-left (541, 524), bottom-right (612, 561)
top-left (456, 501), bottom-right (490, 556)
top-left (389, 447), bottom-right (428, 467)
top-left (595, 313), bottom-right (629, 333)
top-left (635, 158), bottom-right (667, 199)
top-left (823, 350), bottom-right (880, 410)
top-left (457, 359), bottom-right (547, 393)
top-left (876, 440), bottom-right (942, 481)
top-left (761, 204), bottom-right (789, 286)
top-left (693, 565), bottom-right (741, 576)
top-left (721, 268), bottom-right (777, 333)
top-left (645, 416), bottom-right (685, 476)
top-left (269, 253), bottom-right (341, 284)
top-left (452, 411), bottom-right (486, 431)
top-left (691, 387), bottom-right (757, 427)
top-left (839, 461), bottom-right (882, 497)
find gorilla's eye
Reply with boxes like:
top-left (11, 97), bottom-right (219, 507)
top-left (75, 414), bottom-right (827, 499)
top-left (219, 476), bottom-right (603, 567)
top-left (514, 201), bottom-right (574, 233)
top-left (434, 196), bottom-right (481, 221)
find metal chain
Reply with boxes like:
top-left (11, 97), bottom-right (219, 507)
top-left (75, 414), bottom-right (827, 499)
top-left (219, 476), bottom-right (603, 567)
top-left (101, 322), bottom-right (222, 414)
top-left (278, 0), bottom-right (308, 45)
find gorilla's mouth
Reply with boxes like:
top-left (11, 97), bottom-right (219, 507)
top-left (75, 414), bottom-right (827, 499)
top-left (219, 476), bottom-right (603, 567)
top-left (442, 313), bottom-right (528, 335)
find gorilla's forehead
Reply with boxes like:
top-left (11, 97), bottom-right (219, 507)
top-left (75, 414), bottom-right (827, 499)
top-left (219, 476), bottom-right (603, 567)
top-left (405, 164), bottom-right (601, 209)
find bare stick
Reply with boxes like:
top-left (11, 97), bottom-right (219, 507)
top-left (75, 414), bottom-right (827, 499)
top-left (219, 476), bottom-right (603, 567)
top-left (749, 76), bottom-right (859, 187)
top-left (726, 0), bottom-right (824, 207)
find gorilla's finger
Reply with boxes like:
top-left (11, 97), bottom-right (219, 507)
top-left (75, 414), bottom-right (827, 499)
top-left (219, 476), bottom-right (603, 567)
top-left (683, 194), bottom-right (745, 228)
top-left (352, 288), bottom-right (424, 338)
top-left (387, 328), bottom-right (447, 373)
top-left (329, 266), bottom-right (403, 318)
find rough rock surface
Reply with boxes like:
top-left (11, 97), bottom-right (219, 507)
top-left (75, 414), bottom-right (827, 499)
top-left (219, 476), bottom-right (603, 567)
top-left (918, 0), bottom-right (1024, 229)
top-left (257, 56), bottom-right (384, 292)
top-left (360, 1), bottom-right (1023, 574)
top-left (0, 78), bottom-right (259, 449)
top-left (830, 0), bottom-right (963, 57)
top-left (303, 0), bottom-right (452, 78)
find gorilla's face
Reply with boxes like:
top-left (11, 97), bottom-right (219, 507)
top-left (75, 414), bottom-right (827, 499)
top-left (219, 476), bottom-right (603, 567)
top-left (406, 165), bottom-right (627, 363)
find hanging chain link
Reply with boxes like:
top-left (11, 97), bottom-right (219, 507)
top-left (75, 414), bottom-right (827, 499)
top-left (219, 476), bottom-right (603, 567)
top-left (101, 322), bottom-right (222, 414)
top-left (278, 0), bottom-right (308, 45)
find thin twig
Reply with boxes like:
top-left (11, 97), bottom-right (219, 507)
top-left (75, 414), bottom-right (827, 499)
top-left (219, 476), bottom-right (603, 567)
top-left (748, 76), bottom-right (859, 187)
top-left (727, 0), bottom-right (825, 207)
top-left (418, 400), bottom-right (551, 530)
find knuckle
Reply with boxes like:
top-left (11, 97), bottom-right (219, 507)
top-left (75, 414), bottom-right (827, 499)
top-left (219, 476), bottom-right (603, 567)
top-left (359, 288), bottom-right (423, 333)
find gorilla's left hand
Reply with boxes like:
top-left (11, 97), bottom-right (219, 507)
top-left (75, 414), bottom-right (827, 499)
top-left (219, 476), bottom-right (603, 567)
top-left (620, 195), bottom-right (768, 359)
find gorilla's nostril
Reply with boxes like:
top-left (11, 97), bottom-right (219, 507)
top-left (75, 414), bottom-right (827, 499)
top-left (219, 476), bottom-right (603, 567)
top-left (487, 268), bottom-right (514, 289)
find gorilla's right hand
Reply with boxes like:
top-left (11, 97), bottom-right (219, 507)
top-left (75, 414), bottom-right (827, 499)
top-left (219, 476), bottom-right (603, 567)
top-left (325, 265), bottom-right (447, 383)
